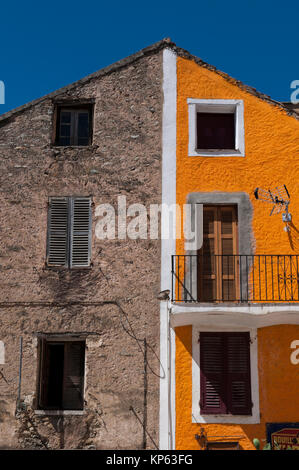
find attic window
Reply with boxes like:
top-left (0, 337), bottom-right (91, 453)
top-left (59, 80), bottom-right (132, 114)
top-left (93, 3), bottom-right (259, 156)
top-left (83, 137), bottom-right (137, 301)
top-left (54, 104), bottom-right (93, 146)
top-left (188, 99), bottom-right (245, 157)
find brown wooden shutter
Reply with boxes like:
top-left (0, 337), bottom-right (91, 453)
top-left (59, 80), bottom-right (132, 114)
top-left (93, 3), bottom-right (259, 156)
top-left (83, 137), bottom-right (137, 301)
top-left (70, 197), bottom-right (92, 268)
top-left (219, 207), bottom-right (239, 301)
top-left (227, 333), bottom-right (252, 415)
top-left (62, 342), bottom-right (85, 410)
top-left (47, 197), bottom-right (69, 266)
top-left (199, 207), bottom-right (217, 301)
top-left (200, 333), bottom-right (226, 414)
top-left (198, 206), bottom-right (238, 301)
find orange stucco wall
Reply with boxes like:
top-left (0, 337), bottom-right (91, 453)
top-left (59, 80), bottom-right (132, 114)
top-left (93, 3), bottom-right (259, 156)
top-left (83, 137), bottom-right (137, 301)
top-left (175, 325), bottom-right (299, 450)
top-left (175, 56), bottom-right (299, 449)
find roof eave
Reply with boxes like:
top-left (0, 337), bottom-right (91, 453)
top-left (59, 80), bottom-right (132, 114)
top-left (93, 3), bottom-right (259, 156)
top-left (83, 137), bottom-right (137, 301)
top-left (0, 38), bottom-right (298, 123)
top-left (0, 37), bottom-right (174, 123)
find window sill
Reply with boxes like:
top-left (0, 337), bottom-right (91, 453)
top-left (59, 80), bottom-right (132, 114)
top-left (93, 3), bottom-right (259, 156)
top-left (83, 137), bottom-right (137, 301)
top-left (35, 410), bottom-right (84, 416)
top-left (51, 145), bottom-right (94, 149)
top-left (192, 413), bottom-right (259, 424)
top-left (44, 264), bottom-right (92, 271)
top-left (189, 149), bottom-right (245, 157)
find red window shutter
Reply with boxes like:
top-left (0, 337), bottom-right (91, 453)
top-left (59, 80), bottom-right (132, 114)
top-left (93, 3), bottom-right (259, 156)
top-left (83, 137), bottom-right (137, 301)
top-left (200, 332), bottom-right (252, 416)
top-left (227, 333), bottom-right (252, 415)
top-left (200, 333), bottom-right (226, 414)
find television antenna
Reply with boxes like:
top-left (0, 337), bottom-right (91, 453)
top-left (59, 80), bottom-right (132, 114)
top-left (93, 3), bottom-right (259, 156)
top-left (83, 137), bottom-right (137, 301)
top-left (254, 185), bottom-right (291, 231)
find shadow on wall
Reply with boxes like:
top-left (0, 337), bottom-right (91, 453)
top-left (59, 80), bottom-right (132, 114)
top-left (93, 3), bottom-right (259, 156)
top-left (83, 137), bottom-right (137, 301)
top-left (287, 222), bottom-right (299, 251)
top-left (193, 426), bottom-right (260, 451)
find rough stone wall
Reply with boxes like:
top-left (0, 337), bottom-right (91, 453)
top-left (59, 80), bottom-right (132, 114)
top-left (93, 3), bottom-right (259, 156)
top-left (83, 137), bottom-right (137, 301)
top-left (0, 51), bottom-right (163, 449)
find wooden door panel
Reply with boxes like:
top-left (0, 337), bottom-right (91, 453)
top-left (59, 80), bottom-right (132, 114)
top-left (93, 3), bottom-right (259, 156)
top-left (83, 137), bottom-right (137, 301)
top-left (198, 206), bottom-right (238, 301)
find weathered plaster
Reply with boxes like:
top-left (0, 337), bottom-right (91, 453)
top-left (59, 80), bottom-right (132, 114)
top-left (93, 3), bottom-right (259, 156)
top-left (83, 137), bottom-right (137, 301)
top-left (0, 51), bottom-right (163, 449)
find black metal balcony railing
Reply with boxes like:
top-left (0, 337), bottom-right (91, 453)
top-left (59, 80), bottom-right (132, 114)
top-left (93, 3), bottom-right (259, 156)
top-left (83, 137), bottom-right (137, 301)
top-left (172, 254), bottom-right (299, 303)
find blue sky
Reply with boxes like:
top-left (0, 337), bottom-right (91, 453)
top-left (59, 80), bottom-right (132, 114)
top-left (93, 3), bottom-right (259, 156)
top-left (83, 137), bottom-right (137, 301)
top-left (0, 0), bottom-right (298, 115)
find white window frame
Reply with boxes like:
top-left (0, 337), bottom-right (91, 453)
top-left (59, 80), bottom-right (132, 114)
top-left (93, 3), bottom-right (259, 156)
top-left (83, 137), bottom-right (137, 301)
top-left (188, 99), bottom-right (245, 157)
top-left (192, 326), bottom-right (260, 424)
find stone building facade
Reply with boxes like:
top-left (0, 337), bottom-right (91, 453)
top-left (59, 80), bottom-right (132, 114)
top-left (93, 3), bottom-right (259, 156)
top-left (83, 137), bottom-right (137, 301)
top-left (0, 42), bottom-right (165, 449)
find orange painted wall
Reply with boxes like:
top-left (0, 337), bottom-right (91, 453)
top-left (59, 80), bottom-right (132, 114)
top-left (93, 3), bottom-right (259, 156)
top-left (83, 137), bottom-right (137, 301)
top-left (175, 325), bottom-right (299, 450)
top-left (175, 57), bottom-right (299, 449)
top-left (176, 57), bottom-right (299, 255)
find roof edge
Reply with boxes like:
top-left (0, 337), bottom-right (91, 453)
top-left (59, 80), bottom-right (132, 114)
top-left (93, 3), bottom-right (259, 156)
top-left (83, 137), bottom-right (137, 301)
top-left (171, 44), bottom-right (299, 120)
top-left (0, 38), bottom-right (298, 123)
top-left (0, 37), bottom-right (174, 123)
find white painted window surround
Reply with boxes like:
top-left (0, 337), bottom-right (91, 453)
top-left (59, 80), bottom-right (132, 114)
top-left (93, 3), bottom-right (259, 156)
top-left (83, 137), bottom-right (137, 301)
top-left (192, 326), bottom-right (260, 424)
top-left (188, 99), bottom-right (245, 157)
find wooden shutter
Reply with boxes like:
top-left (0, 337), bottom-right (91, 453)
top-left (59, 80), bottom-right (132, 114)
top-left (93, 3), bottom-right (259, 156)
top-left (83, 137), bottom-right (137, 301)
top-left (198, 206), bottom-right (238, 301)
top-left (200, 332), bottom-right (252, 416)
top-left (62, 342), bottom-right (85, 410)
top-left (70, 197), bottom-right (92, 268)
top-left (199, 207), bottom-right (218, 301)
top-left (219, 207), bottom-right (239, 301)
top-left (47, 197), bottom-right (69, 266)
top-left (227, 333), bottom-right (252, 415)
top-left (200, 333), bottom-right (226, 414)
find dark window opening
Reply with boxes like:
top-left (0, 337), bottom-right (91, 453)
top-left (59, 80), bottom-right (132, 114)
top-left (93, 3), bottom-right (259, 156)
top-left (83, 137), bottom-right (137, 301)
top-left (197, 112), bottom-right (235, 150)
top-left (39, 340), bottom-right (85, 410)
top-left (200, 332), bottom-right (252, 416)
top-left (47, 344), bottom-right (64, 408)
top-left (54, 105), bottom-right (93, 146)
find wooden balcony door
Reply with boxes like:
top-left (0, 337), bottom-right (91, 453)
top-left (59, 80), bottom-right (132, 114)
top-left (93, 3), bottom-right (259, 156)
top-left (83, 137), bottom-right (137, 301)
top-left (198, 206), bottom-right (239, 301)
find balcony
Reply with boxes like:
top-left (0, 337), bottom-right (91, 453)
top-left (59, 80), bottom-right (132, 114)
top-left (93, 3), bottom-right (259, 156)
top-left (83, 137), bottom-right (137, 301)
top-left (171, 254), bottom-right (299, 303)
